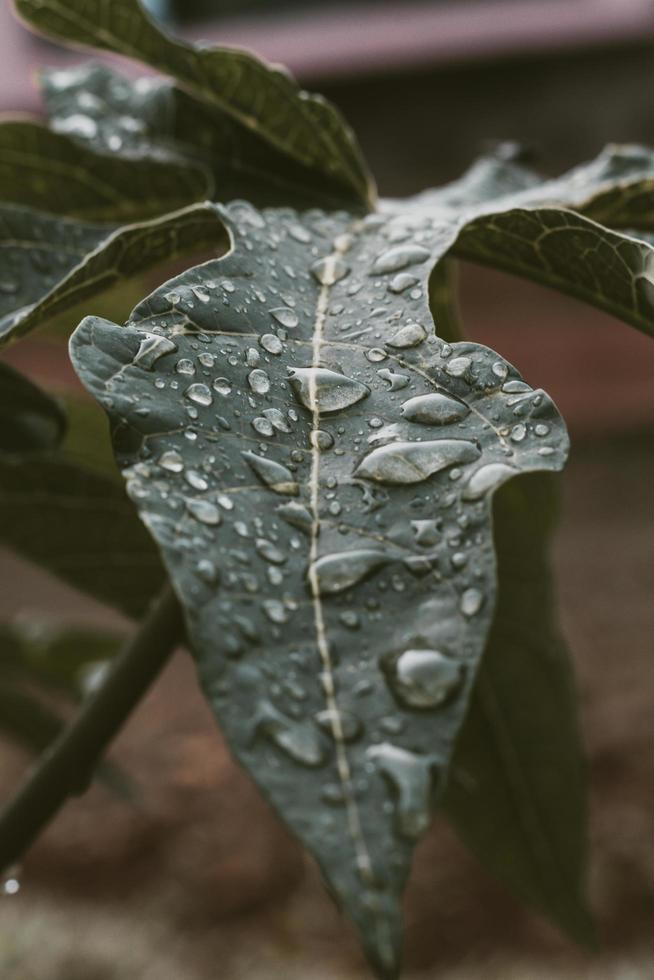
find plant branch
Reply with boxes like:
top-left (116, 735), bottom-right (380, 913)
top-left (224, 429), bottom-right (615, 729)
top-left (0, 583), bottom-right (184, 874)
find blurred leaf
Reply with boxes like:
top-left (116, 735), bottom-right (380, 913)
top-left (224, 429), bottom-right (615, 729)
top-left (0, 457), bottom-right (164, 617)
top-left (0, 121), bottom-right (210, 221)
top-left (70, 197), bottom-right (570, 978)
top-left (444, 474), bottom-right (593, 945)
top-left (0, 202), bottom-right (227, 346)
top-left (41, 62), bottom-right (368, 210)
top-left (0, 362), bottom-right (66, 453)
top-left (16, 0), bottom-right (373, 208)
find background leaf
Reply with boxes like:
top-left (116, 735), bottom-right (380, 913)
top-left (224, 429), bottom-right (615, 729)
top-left (0, 362), bottom-right (66, 453)
top-left (444, 474), bottom-right (593, 945)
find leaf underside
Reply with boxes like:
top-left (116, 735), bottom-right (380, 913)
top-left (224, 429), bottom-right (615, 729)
top-left (70, 199), bottom-right (569, 975)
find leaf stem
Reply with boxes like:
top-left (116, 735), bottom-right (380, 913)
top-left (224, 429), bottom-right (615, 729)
top-left (0, 584), bottom-right (184, 874)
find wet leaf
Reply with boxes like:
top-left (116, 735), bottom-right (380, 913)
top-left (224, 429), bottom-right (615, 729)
top-left (0, 362), bottom-right (66, 453)
top-left (0, 203), bottom-right (227, 346)
top-left (0, 458), bottom-right (164, 617)
top-left (444, 474), bottom-right (593, 945)
top-left (41, 62), bottom-right (368, 210)
top-left (15, 0), bottom-right (373, 209)
top-left (70, 200), bottom-right (569, 977)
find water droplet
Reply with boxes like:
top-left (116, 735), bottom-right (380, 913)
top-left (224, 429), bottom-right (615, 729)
top-left (367, 743), bottom-right (436, 839)
top-left (387, 321), bottom-right (427, 349)
top-left (192, 284), bottom-right (211, 304)
top-left (316, 708), bottom-right (362, 742)
top-left (411, 519), bottom-right (440, 547)
top-left (492, 361), bottom-right (508, 380)
top-left (310, 549), bottom-right (390, 594)
top-left (355, 439), bottom-right (480, 485)
top-left (2, 876), bottom-right (20, 896)
top-left (388, 272), bottom-right (419, 293)
top-left (371, 244), bottom-right (430, 275)
top-left (248, 369), bottom-right (271, 395)
top-left (262, 408), bottom-right (291, 433)
top-left (246, 347), bottom-right (261, 367)
top-left (387, 649), bottom-right (462, 709)
top-left (196, 558), bottom-right (219, 584)
top-left (462, 462), bottom-right (517, 500)
top-left (213, 378), bottom-right (232, 396)
top-left (176, 358), bottom-right (195, 376)
top-left (158, 450), bottom-right (184, 473)
top-left (311, 256), bottom-right (350, 285)
top-left (277, 501), bottom-right (313, 532)
top-left (198, 352), bottom-right (215, 368)
top-left (366, 347), bottom-right (387, 363)
top-left (510, 423), bottom-right (527, 442)
top-left (378, 368), bottom-right (410, 391)
top-left (186, 497), bottom-right (221, 525)
top-left (257, 703), bottom-right (327, 767)
top-left (401, 392), bottom-right (469, 425)
top-left (133, 332), bottom-right (177, 369)
top-left (186, 470), bottom-right (209, 491)
top-left (535, 423), bottom-right (550, 436)
top-left (242, 451), bottom-right (299, 495)
top-left (444, 356), bottom-right (471, 378)
top-left (262, 599), bottom-right (290, 623)
top-left (502, 379), bottom-right (531, 394)
top-left (252, 416), bottom-right (274, 437)
top-left (256, 538), bottom-right (287, 564)
top-left (460, 588), bottom-right (484, 616)
top-left (260, 333), bottom-right (283, 355)
top-left (339, 610), bottom-right (360, 629)
top-left (288, 367), bottom-right (370, 414)
top-left (288, 223), bottom-right (311, 243)
top-left (184, 383), bottom-right (213, 407)
top-left (310, 429), bottom-right (334, 450)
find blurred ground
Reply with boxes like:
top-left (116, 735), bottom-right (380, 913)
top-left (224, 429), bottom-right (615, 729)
top-left (1, 266), bottom-right (653, 977)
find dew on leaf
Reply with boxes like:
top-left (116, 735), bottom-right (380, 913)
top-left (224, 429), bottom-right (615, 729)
top-left (260, 333), bottom-right (283, 354)
top-left (309, 549), bottom-right (390, 594)
top-left (460, 588), bottom-right (484, 616)
top-left (355, 439), bottom-right (480, 485)
top-left (371, 244), bottom-right (430, 275)
top-left (366, 743), bottom-right (436, 839)
top-left (184, 383), bottom-right (213, 407)
top-left (386, 321), bottom-right (427, 349)
top-left (400, 392), bottom-right (469, 425)
top-left (242, 451), bottom-right (299, 495)
top-left (387, 649), bottom-right (462, 709)
top-left (185, 497), bottom-right (222, 525)
top-left (288, 367), bottom-right (370, 414)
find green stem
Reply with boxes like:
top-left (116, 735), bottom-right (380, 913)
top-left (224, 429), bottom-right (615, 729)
top-left (0, 584), bottom-right (183, 874)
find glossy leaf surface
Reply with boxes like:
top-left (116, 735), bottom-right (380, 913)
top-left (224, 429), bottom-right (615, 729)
top-left (70, 200), bottom-right (569, 975)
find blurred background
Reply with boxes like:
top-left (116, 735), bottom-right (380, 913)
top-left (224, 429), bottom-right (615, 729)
top-left (1, 1), bottom-right (654, 977)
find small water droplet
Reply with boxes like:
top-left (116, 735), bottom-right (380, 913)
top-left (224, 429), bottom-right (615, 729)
top-left (213, 377), bottom-right (232, 396)
top-left (176, 358), bottom-right (195, 376)
top-left (256, 538), bottom-right (287, 564)
top-left (310, 549), bottom-right (390, 595)
top-left (310, 429), bottom-right (334, 450)
top-left (158, 450), bottom-right (184, 473)
top-left (444, 356), bottom-right (471, 378)
top-left (248, 369), bottom-right (271, 395)
top-left (378, 368), bottom-right (410, 391)
top-left (367, 743), bottom-right (436, 839)
top-left (366, 347), bottom-right (387, 363)
top-left (186, 497), bottom-right (221, 525)
top-left (277, 501), bottom-right (313, 532)
top-left (242, 451), bottom-right (299, 495)
top-left (460, 588), bottom-right (484, 616)
top-left (257, 702), bottom-right (327, 767)
top-left (388, 272), bottom-right (419, 293)
top-left (311, 256), bottom-right (350, 285)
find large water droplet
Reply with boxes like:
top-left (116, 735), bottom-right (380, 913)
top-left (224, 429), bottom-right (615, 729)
top-left (401, 392), bottom-right (469, 425)
top-left (371, 244), bottom-right (430, 275)
top-left (388, 272), bottom-right (419, 293)
top-left (288, 367), bottom-right (370, 414)
top-left (444, 356), bottom-right (471, 378)
top-left (213, 378), bottom-right (232, 396)
top-left (242, 451), bottom-right (299, 495)
top-left (367, 743), bottom-right (436, 839)
top-left (262, 408), bottom-right (291, 433)
top-left (158, 449), bottom-right (184, 473)
top-left (277, 501), bottom-right (313, 532)
top-left (260, 333), bottom-right (283, 355)
top-left (462, 462), bottom-right (517, 500)
top-left (133, 332), bottom-right (177, 370)
top-left (386, 322), bottom-right (427, 349)
top-left (387, 649), bottom-right (462, 709)
top-left (309, 549), bottom-right (390, 594)
top-left (184, 383), bottom-right (213, 407)
top-left (355, 439), bottom-right (480, 485)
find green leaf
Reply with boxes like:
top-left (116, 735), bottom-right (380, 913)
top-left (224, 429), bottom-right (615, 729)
top-left (0, 121), bottom-right (211, 221)
top-left (444, 473), bottom-right (593, 945)
top-left (0, 361), bottom-right (66, 453)
top-left (15, 0), bottom-right (373, 209)
top-left (0, 457), bottom-right (164, 617)
top-left (41, 62), bottom-right (368, 210)
top-left (0, 202), bottom-right (227, 346)
top-left (70, 199), bottom-right (569, 977)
